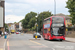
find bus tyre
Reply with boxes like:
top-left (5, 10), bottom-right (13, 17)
top-left (44, 36), bottom-right (46, 40)
top-left (59, 39), bottom-right (63, 41)
top-left (48, 36), bottom-right (50, 41)
top-left (44, 38), bottom-right (46, 40)
top-left (48, 36), bottom-right (49, 40)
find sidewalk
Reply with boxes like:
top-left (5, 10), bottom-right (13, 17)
top-left (0, 35), bottom-right (9, 50)
top-left (66, 37), bottom-right (75, 42)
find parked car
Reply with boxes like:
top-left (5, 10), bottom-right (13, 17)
top-left (16, 32), bottom-right (19, 34)
top-left (33, 32), bottom-right (41, 38)
top-left (19, 32), bottom-right (21, 34)
top-left (16, 31), bottom-right (21, 34)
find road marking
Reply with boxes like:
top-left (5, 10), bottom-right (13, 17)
top-left (4, 39), bottom-right (7, 50)
top-left (30, 40), bottom-right (48, 47)
top-left (52, 48), bottom-right (55, 50)
top-left (0, 49), bottom-right (3, 50)
top-left (30, 46), bottom-right (47, 48)
top-left (30, 40), bottom-right (42, 45)
top-left (30, 40), bottom-right (56, 50)
top-left (7, 40), bottom-right (9, 50)
top-left (55, 45), bottom-right (74, 49)
top-left (7, 41), bottom-right (9, 46)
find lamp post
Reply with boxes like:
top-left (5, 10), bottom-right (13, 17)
top-left (35, 15), bottom-right (38, 39)
top-left (6, 18), bottom-right (10, 34)
top-left (42, 14), bottom-right (43, 35)
top-left (35, 16), bottom-right (38, 32)
top-left (54, 0), bottom-right (56, 16)
top-left (6, 18), bottom-right (10, 23)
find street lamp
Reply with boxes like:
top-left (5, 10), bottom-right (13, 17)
top-left (5, 18), bottom-right (10, 32)
top-left (6, 18), bottom-right (10, 23)
top-left (54, 0), bottom-right (56, 16)
top-left (42, 14), bottom-right (43, 35)
top-left (5, 18), bottom-right (11, 34)
top-left (35, 15), bottom-right (38, 39)
top-left (35, 16), bottom-right (38, 32)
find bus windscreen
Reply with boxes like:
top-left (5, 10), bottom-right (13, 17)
top-left (51, 27), bottom-right (65, 36)
top-left (51, 17), bottom-right (65, 36)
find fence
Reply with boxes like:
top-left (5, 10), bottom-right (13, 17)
top-left (66, 27), bottom-right (75, 31)
top-left (66, 27), bottom-right (75, 38)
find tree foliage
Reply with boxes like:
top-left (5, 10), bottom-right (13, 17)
top-left (14, 22), bottom-right (17, 24)
top-left (22, 11), bottom-right (53, 32)
top-left (66, 0), bottom-right (75, 24)
top-left (22, 11), bottom-right (37, 29)
top-left (5, 24), bottom-right (8, 31)
top-left (37, 11), bottom-right (53, 31)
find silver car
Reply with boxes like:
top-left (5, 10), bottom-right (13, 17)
top-left (33, 32), bottom-right (41, 38)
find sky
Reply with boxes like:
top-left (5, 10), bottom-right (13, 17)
top-left (5, 0), bottom-right (69, 23)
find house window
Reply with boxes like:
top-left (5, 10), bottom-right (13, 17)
top-left (67, 20), bottom-right (70, 23)
top-left (67, 20), bottom-right (68, 22)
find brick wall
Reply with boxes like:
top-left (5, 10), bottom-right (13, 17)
top-left (66, 31), bottom-right (75, 38)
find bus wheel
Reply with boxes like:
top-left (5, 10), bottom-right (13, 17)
top-left (44, 36), bottom-right (46, 40)
top-left (59, 39), bottom-right (63, 41)
top-left (44, 38), bottom-right (46, 40)
top-left (48, 36), bottom-right (50, 41)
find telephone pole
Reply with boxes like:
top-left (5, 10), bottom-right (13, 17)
top-left (54, 0), bottom-right (56, 16)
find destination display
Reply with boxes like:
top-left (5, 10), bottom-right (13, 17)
top-left (52, 24), bottom-right (63, 27)
top-left (44, 24), bottom-right (50, 28)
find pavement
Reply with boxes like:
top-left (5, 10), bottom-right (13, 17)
top-left (0, 35), bottom-right (10, 50)
top-left (66, 37), bottom-right (75, 42)
top-left (5, 33), bottom-right (75, 50)
top-left (0, 33), bottom-right (75, 50)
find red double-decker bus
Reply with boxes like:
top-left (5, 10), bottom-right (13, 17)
top-left (43, 16), bottom-right (66, 41)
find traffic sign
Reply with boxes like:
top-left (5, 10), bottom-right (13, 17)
top-left (9, 25), bottom-right (11, 26)
top-left (37, 25), bottom-right (38, 26)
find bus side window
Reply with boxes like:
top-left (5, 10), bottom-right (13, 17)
top-left (44, 29), bottom-right (47, 33)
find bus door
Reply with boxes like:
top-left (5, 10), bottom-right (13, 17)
top-left (44, 29), bottom-right (48, 39)
top-left (47, 28), bottom-right (50, 35)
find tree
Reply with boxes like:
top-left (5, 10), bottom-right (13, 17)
top-left (14, 22), bottom-right (17, 24)
top-left (22, 11), bottom-right (37, 29)
top-left (28, 17), bottom-right (36, 28)
top-left (66, 0), bottom-right (75, 24)
top-left (37, 11), bottom-right (53, 31)
top-left (19, 19), bottom-right (24, 22)
top-left (5, 24), bottom-right (8, 31)
top-left (22, 11), bottom-right (53, 32)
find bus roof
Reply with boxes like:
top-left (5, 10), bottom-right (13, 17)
top-left (44, 16), bottom-right (65, 20)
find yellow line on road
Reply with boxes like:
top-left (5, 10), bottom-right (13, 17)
top-left (7, 41), bottom-right (9, 46)
top-left (30, 40), bottom-right (42, 45)
top-left (0, 49), bottom-right (3, 50)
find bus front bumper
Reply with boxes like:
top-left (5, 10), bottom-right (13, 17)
top-left (51, 36), bottom-right (65, 40)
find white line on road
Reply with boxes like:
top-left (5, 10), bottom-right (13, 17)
top-left (30, 40), bottom-right (48, 47)
top-left (4, 35), bottom-right (10, 50)
top-left (52, 48), bottom-right (55, 50)
top-left (4, 39), bottom-right (7, 50)
top-left (30, 40), bottom-right (56, 50)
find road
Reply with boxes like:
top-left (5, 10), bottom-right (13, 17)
top-left (5, 33), bottom-right (75, 50)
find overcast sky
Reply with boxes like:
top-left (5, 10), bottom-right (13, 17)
top-left (5, 0), bottom-right (69, 23)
